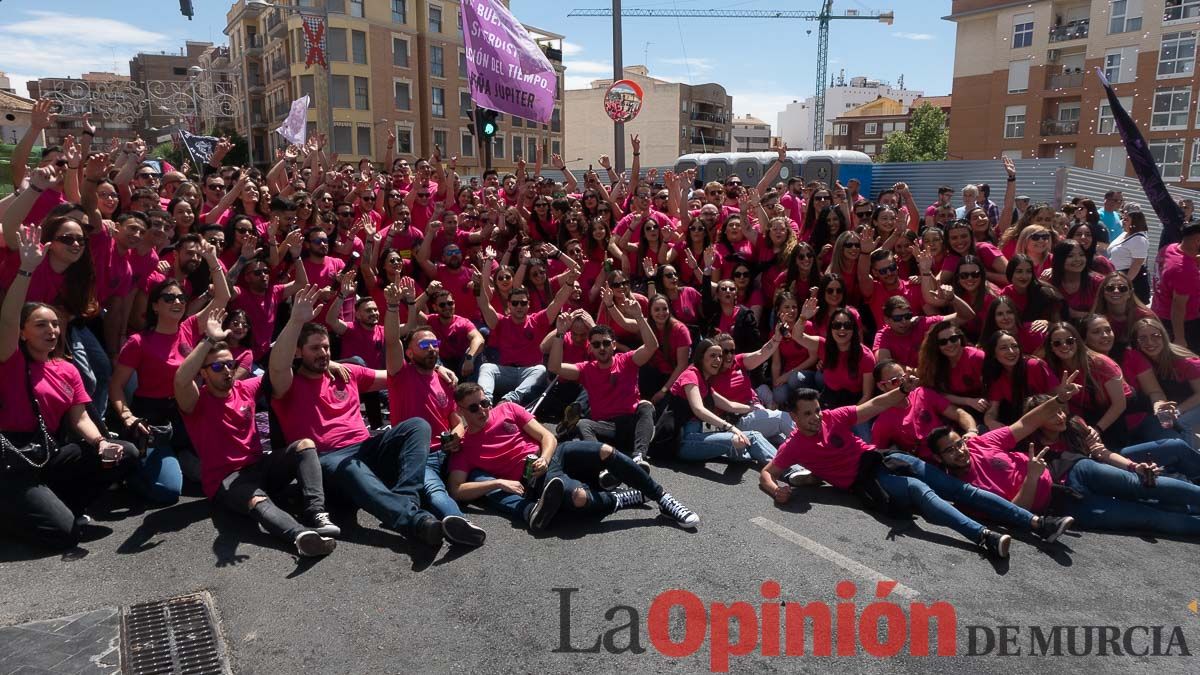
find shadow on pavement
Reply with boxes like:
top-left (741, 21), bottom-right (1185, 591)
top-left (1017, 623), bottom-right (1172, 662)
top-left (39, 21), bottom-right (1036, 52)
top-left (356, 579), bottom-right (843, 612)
top-left (117, 498), bottom-right (211, 555)
top-left (651, 458), bottom-right (757, 486)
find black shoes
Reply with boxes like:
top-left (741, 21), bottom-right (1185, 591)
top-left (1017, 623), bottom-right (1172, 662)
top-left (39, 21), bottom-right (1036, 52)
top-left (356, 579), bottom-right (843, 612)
top-left (529, 477), bottom-right (564, 531)
top-left (1033, 515), bottom-right (1074, 543)
top-left (979, 528), bottom-right (1011, 558)
top-left (442, 515), bottom-right (487, 546)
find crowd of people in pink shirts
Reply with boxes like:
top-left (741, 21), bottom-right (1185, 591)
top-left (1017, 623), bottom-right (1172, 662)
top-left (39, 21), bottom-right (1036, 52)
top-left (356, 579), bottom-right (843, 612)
top-left (4, 100), bottom-right (1200, 562)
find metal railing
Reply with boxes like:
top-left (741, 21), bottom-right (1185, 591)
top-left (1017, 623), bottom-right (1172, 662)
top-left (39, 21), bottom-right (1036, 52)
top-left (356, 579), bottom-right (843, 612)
top-left (690, 111), bottom-right (727, 124)
top-left (690, 136), bottom-right (727, 147)
top-left (1046, 71), bottom-right (1084, 89)
top-left (1049, 19), bottom-right (1089, 43)
top-left (1040, 119), bottom-right (1079, 136)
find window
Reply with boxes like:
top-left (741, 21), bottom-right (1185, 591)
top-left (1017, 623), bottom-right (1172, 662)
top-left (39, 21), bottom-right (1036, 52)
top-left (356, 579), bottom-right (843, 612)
top-left (350, 0), bottom-right (364, 17)
top-left (1004, 105), bottom-right (1026, 138)
top-left (393, 37), bottom-right (409, 67)
top-left (331, 75), bottom-right (350, 108)
top-left (836, 123), bottom-right (848, 135)
top-left (333, 125), bottom-right (353, 154)
top-left (392, 0), bottom-right (407, 24)
top-left (1104, 47), bottom-right (1138, 83)
top-left (1159, 32), bottom-right (1196, 77)
top-left (458, 51), bottom-right (467, 78)
top-left (552, 140), bottom-right (560, 157)
top-left (395, 125), bottom-right (412, 153)
top-left (1152, 86), bottom-right (1191, 130)
top-left (882, 122), bottom-right (895, 132)
top-left (354, 76), bottom-right (369, 110)
top-left (1058, 103), bottom-right (1081, 122)
top-left (895, 122), bottom-right (906, 131)
top-left (326, 0), bottom-right (345, 13)
top-left (1150, 139), bottom-right (1185, 179)
top-left (173, 67), bottom-right (187, 76)
top-left (461, 133), bottom-right (475, 157)
top-left (511, 116), bottom-right (522, 128)
top-left (1165, 0), bottom-right (1200, 22)
top-left (1191, 142), bottom-right (1200, 179)
top-left (393, 81), bottom-right (411, 109)
top-left (352, 30), bottom-right (367, 65)
top-left (551, 108), bottom-right (561, 133)
top-left (1097, 96), bottom-right (1133, 133)
top-left (863, 144), bottom-right (876, 154)
top-left (430, 6), bottom-right (443, 33)
top-left (459, 91), bottom-right (471, 117)
top-left (1007, 59), bottom-right (1031, 93)
top-left (528, 137), bottom-right (538, 161)
top-left (1012, 13), bottom-right (1034, 48)
top-left (493, 135), bottom-right (505, 159)
top-left (431, 87), bottom-right (445, 117)
top-left (1109, 0), bottom-right (1142, 33)
top-left (431, 46), bottom-right (444, 77)
top-left (864, 122), bottom-right (878, 136)
top-left (357, 126), bottom-right (371, 155)
top-left (433, 129), bottom-right (447, 154)
top-left (327, 28), bottom-right (347, 62)
top-left (300, 75), bottom-right (315, 105)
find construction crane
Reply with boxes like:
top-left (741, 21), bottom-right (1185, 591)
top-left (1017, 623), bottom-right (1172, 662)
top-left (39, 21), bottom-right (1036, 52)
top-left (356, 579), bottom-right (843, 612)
top-left (568, 3), bottom-right (894, 151)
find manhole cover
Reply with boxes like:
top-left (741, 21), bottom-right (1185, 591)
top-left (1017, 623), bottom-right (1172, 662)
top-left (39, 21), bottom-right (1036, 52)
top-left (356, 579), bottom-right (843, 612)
top-left (121, 592), bottom-right (230, 675)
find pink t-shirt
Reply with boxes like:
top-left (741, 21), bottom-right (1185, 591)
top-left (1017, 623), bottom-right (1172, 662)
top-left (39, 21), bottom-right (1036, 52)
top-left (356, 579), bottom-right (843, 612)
top-left (873, 315), bottom-right (940, 369)
top-left (339, 321), bottom-right (385, 370)
top-left (427, 314), bottom-right (477, 361)
top-left (302, 255), bottom-right (346, 293)
top-left (182, 376), bottom-right (264, 498)
top-left (574, 351), bottom-right (641, 421)
top-left (669, 287), bottom-right (704, 327)
top-left (127, 247), bottom-right (160, 292)
top-left (0, 250), bottom-right (67, 308)
top-left (272, 363), bottom-right (377, 453)
top-left (89, 227), bottom-right (132, 305)
top-left (777, 335), bottom-right (812, 372)
top-left (230, 284), bottom-right (287, 360)
top-left (379, 224), bottom-right (423, 261)
top-left (1059, 273), bottom-right (1105, 314)
top-left (23, 186), bottom-right (67, 226)
top-left (117, 315), bottom-right (201, 399)
top-left (948, 346), bottom-right (986, 396)
top-left (986, 357), bottom-right (1054, 403)
top-left (449, 402), bottom-right (537, 481)
top-left (817, 338), bottom-right (875, 395)
top-left (670, 364), bottom-right (710, 400)
top-left (1122, 350), bottom-right (1200, 391)
top-left (646, 320), bottom-right (692, 374)
top-left (388, 365), bottom-right (455, 435)
top-left (866, 279), bottom-right (924, 329)
top-left (960, 427), bottom-right (1052, 513)
top-left (774, 405), bottom-right (871, 490)
top-left (436, 264), bottom-right (480, 322)
top-left (1152, 243), bottom-right (1200, 321)
top-left (870, 387), bottom-right (951, 459)
top-left (0, 351), bottom-right (89, 435)
top-left (561, 331), bottom-right (590, 363)
top-left (711, 353), bottom-right (760, 405)
top-left (491, 310), bottom-right (551, 367)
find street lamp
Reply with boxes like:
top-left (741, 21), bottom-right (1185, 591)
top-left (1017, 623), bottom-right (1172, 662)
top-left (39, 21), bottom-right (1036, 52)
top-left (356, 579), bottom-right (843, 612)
top-left (247, 0), bottom-right (336, 155)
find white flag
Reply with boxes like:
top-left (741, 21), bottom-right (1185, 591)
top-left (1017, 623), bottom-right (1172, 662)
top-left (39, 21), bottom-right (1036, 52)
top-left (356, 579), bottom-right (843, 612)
top-left (276, 95), bottom-right (310, 146)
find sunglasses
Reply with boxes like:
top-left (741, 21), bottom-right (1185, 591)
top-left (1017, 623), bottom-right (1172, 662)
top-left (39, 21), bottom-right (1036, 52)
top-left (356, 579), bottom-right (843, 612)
top-left (337, 211), bottom-right (355, 217)
top-left (235, 227), bottom-right (255, 235)
top-left (795, 252), bottom-right (814, 260)
top-left (830, 321), bottom-right (854, 331)
top-left (437, 300), bottom-right (455, 308)
top-left (510, 300), bottom-right (529, 307)
top-left (417, 338), bottom-right (441, 350)
top-left (416, 193), bottom-right (430, 198)
top-left (207, 360), bottom-right (238, 372)
top-left (957, 270), bottom-right (982, 280)
top-left (718, 286), bottom-right (737, 293)
top-left (464, 399), bottom-right (493, 413)
top-left (590, 339), bottom-right (614, 349)
top-left (55, 234), bottom-right (87, 246)
top-left (1051, 337), bottom-right (1077, 349)
top-left (1137, 332), bottom-right (1164, 343)
top-left (644, 224), bottom-right (659, 231)
top-left (844, 242), bottom-right (861, 249)
top-left (309, 238), bottom-right (329, 245)
top-left (688, 224), bottom-right (707, 232)
top-left (732, 270), bottom-right (751, 278)
top-left (663, 272), bottom-right (678, 279)
top-left (444, 249), bottom-right (461, 256)
top-left (890, 312), bottom-right (913, 323)
top-left (813, 195), bottom-right (831, 201)
top-left (706, 191), bottom-right (722, 197)
top-left (610, 280), bottom-right (629, 288)
top-left (883, 375), bottom-right (904, 386)
top-left (159, 292), bottom-right (187, 303)
top-left (138, 172), bottom-right (161, 179)
top-left (1105, 284), bottom-right (1130, 293)
top-left (1030, 232), bottom-right (1052, 241)
top-left (825, 287), bottom-right (844, 295)
top-left (855, 211), bottom-right (873, 218)
top-left (207, 184), bottom-right (227, 191)
top-left (54, 159), bottom-right (69, 168)
top-left (875, 264), bottom-right (898, 276)
top-left (937, 334), bottom-right (963, 346)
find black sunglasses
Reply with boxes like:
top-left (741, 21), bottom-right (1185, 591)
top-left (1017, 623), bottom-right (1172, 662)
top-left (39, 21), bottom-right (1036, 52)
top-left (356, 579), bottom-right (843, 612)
top-left (936, 334), bottom-right (963, 346)
top-left (464, 399), bottom-right (493, 413)
top-left (957, 270), bottom-right (982, 279)
top-left (590, 339), bottom-right (613, 349)
top-left (207, 360), bottom-right (238, 372)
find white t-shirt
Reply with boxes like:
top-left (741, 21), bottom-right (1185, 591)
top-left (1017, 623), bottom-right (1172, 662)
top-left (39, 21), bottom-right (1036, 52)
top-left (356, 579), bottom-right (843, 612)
top-left (1107, 231), bottom-right (1148, 271)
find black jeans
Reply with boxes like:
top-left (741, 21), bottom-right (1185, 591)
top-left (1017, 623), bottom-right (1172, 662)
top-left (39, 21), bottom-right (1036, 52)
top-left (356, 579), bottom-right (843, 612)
top-left (576, 404), bottom-right (656, 458)
top-left (546, 441), bottom-right (666, 517)
top-left (0, 441), bottom-right (138, 549)
top-left (214, 440), bottom-right (327, 542)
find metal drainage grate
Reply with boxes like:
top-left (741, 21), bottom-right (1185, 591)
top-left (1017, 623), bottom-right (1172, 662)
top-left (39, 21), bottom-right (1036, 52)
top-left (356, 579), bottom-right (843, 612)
top-left (121, 592), bottom-right (230, 675)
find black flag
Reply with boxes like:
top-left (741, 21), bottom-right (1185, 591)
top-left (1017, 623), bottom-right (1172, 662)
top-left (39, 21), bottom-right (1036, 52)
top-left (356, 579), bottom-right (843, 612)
top-left (179, 130), bottom-right (221, 167)
top-left (1095, 67), bottom-right (1185, 251)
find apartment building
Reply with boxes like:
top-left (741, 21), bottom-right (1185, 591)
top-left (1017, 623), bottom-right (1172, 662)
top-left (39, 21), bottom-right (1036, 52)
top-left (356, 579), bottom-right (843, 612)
top-left (226, 0), bottom-right (565, 169)
top-left (128, 42), bottom-right (235, 139)
top-left (777, 75), bottom-right (924, 151)
top-left (565, 65), bottom-right (732, 169)
top-left (946, 0), bottom-right (1200, 187)
top-left (731, 114), bottom-right (772, 152)
top-left (829, 95), bottom-right (952, 160)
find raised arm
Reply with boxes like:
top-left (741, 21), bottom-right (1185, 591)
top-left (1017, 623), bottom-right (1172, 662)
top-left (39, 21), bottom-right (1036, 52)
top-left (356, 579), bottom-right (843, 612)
top-left (0, 226), bottom-right (43, 362)
top-left (756, 144), bottom-right (788, 194)
top-left (1008, 370), bottom-right (1081, 441)
top-left (476, 254), bottom-right (500, 330)
top-left (996, 157), bottom-right (1017, 239)
top-left (323, 270), bottom-right (357, 336)
top-left (742, 323), bottom-right (784, 371)
top-left (548, 313), bottom-right (582, 381)
top-left (175, 309), bottom-right (231, 414)
top-left (10, 99), bottom-right (54, 188)
top-left (552, 153), bottom-right (577, 194)
top-left (383, 279), bottom-right (415, 377)
top-left (269, 284), bottom-right (323, 399)
top-left (1, 166), bottom-right (58, 250)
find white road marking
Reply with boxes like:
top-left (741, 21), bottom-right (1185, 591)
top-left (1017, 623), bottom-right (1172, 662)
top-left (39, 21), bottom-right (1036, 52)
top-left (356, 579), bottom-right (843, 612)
top-left (750, 516), bottom-right (920, 599)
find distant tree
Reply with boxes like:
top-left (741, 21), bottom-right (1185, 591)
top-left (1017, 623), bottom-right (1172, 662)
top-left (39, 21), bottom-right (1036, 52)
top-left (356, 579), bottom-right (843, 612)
top-left (208, 127), bottom-right (250, 167)
top-left (151, 141), bottom-right (186, 169)
top-left (879, 103), bottom-right (948, 163)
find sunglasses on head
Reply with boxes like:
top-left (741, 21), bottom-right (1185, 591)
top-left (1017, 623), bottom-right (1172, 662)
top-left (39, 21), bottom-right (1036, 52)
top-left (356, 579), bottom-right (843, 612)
top-left (207, 360), bottom-right (238, 373)
top-left (463, 399), bottom-right (493, 413)
top-left (937, 334), bottom-right (963, 346)
top-left (590, 339), bottom-right (613, 349)
top-left (1051, 336), bottom-right (1077, 349)
top-left (417, 338), bottom-right (441, 350)
top-left (830, 321), bottom-right (854, 330)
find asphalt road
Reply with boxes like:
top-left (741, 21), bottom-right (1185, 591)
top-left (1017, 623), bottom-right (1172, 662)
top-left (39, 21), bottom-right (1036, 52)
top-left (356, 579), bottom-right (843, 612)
top-left (2, 456), bottom-right (1199, 674)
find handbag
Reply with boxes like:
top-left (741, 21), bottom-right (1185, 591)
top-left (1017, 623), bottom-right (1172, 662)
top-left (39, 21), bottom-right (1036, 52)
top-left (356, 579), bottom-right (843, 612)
top-left (0, 360), bottom-right (59, 470)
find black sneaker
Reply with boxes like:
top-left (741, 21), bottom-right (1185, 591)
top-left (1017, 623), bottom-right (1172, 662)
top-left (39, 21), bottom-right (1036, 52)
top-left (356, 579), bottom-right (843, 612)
top-left (442, 515), bottom-right (487, 547)
top-left (658, 493), bottom-right (700, 529)
top-left (294, 531), bottom-right (337, 557)
top-left (530, 477), bottom-right (564, 531)
top-left (1032, 515), bottom-right (1073, 543)
top-left (979, 529), bottom-right (1011, 558)
top-left (611, 489), bottom-right (646, 512)
top-left (307, 512), bottom-right (341, 538)
top-left (413, 513), bottom-right (444, 548)
top-left (597, 469), bottom-right (621, 490)
top-left (784, 466), bottom-right (821, 487)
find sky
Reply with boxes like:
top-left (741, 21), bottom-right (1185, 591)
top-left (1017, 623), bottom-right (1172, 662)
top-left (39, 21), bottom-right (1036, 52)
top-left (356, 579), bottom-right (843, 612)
top-left (0, 1), bottom-right (957, 133)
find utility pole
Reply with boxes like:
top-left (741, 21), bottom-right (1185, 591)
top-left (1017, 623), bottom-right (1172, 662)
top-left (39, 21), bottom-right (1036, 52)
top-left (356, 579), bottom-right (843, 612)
top-left (611, 0), bottom-right (625, 173)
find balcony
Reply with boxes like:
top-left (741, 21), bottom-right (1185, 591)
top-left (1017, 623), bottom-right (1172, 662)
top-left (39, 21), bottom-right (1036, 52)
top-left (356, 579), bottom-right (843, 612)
top-left (1045, 70), bottom-right (1084, 90)
top-left (690, 111), bottom-right (728, 125)
top-left (690, 136), bottom-right (727, 148)
top-left (251, 113), bottom-right (267, 129)
top-left (246, 75), bottom-right (265, 93)
top-left (271, 56), bottom-right (288, 78)
top-left (1040, 119), bottom-right (1079, 136)
top-left (246, 34), bottom-right (265, 54)
top-left (1048, 19), bottom-right (1089, 43)
top-left (266, 11), bottom-right (285, 36)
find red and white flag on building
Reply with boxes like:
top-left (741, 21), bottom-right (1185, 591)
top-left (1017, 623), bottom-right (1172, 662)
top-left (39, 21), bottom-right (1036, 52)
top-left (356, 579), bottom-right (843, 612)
top-left (302, 15), bottom-right (327, 68)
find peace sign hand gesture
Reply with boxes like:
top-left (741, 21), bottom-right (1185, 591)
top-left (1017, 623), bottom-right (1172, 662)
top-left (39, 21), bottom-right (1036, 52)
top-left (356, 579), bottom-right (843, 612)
top-left (1026, 444), bottom-right (1049, 478)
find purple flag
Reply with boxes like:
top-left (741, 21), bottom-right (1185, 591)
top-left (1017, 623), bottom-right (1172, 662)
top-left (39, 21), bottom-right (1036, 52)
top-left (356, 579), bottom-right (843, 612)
top-left (461, 0), bottom-right (556, 124)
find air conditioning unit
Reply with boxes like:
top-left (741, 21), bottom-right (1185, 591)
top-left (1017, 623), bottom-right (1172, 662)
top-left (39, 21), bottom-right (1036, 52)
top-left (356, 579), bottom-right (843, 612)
top-left (1048, 49), bottom-right (1061, 62)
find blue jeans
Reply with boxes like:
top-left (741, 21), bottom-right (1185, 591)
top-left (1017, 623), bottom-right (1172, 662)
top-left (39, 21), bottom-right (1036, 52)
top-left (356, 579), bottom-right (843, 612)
top-left (877, 453), bottom-right (1036, 542)
top-left (736, 406), bottom-right (794, 446)
top-left (1119, 438), bottom-right (1200, 481)
top-left (130, 444), bottom-right (183, 505)
top-left (1063, 456), bottom-right (1200, 536)
top-left (477, 363), bottom-right (547, 405)
top-left (67, 324), bottom-right (111, 417)
top-left (771, 370), bottom-right (823, 410)
top-left (678, 420), bottom-right (777, 463)
top-left (423, 449), bottom-right (464, 519)
top-left (317, 418), bottom-right (433, 535)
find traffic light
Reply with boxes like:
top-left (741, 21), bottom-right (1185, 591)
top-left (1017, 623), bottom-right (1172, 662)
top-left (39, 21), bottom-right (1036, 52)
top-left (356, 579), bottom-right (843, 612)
top-left (180, 0), bottom-right (195, 20)
top-left (473, 107), bottom-right (498, 139)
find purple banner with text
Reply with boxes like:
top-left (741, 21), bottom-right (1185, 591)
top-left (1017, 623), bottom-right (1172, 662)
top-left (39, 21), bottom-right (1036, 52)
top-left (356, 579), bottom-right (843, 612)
top-left (461, 0), bottom-right (557, 124)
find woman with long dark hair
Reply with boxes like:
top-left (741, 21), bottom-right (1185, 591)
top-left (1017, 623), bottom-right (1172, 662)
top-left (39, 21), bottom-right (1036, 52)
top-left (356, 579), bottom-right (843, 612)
top-left (638, 294), bottom-right (692, 404)
top-left (917, 319), bottom-right (989, 415)
top-left (647, 263), bottom-right (703, 331)
top-left (810, 204), bottom-right (847, 270)
top-left (979, 294), bottom-right (1044, 354)
top-left (981, 329), bottom-right (1056, 429)
top-left (1049, 239), bottom-right (1104, 320)
top-left (1107, 208), bottom-right (1151, 303)
top-left (1126, 316), bottom-right (1200, 443)
top-left (1066, 222), bottom-right (1115, 276)
top-left (945, 218), bottom-right (1008, 286)
top-left (1001, 253), bottom-right (1063, 324)
top-left (1090, 271), bottom-right (1154, 360)
top-left (949, 255), bottom-right (996, 342)
top-left (780, 241), bottom-right (819, 300)
top-left (793, 304), bottom-right (876, 440)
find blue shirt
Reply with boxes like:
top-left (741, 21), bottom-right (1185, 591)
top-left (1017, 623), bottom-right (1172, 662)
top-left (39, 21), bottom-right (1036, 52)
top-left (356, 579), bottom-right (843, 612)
top-left (1098, 209), bottom-right (1122, 244)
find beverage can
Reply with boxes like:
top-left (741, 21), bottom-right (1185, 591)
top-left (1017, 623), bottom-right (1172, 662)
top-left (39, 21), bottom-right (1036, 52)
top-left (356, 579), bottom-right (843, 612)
top-left (439, 430), bottom-right (455, 449)
top-left (522, 454), bottom-right (539, 484)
